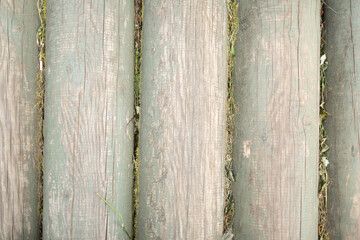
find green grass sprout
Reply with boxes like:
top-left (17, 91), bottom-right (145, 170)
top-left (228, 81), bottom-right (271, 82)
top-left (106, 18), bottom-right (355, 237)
top-left (97, 193), bottom-right (131, 239)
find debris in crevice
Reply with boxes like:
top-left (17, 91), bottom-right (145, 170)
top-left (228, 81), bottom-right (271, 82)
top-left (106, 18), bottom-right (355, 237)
top-left (35, 0), bottom-right (47, 238)
top-left (132, 0), bottom-right (143, 239)
top-left (224, 0), bottom-right (239, 234)
top-left (318, 2), bottom-right (330, 239)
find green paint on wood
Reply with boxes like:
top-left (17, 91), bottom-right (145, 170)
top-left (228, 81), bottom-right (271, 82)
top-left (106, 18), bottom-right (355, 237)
top-left (43, 1), bottom-right (134, 239)
top-left (325, 1), bottom-right (360, 239)
top-left (233, 1), bottom-right (320, 239)
top-left (0, 1), bottom-right (40, 239)
top-left (138, 1), bottom-right (228, 239)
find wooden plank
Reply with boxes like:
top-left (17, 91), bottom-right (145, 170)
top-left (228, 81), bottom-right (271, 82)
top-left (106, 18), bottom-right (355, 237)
top-left (325, 1), bottom-right (360, 239)
top-left (137, 1), bottom-right (228, 239)
top-left (232, 0), bottom-right (320, 239)
top-left (43, 1), bottom-right (134, 239)
top-left (0, 1), bottom-right (40, 239)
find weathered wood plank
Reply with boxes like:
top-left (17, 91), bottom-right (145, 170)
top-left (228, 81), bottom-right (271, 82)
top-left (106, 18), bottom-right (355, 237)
top-left (0, 1), bottom-right (40, 239)
top-left (325, 1), bottom-right (360, 239)
top-left (43, 1), bottom-right (134, 239)
top-left (137, 1), bottom-right (228, 239)
top-left (233, 1), bottom-right (320, 239)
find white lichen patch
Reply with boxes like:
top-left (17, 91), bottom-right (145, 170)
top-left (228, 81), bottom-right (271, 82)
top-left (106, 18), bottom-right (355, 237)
top-left (243, 140), bottom-right (252, 158)
top-left (350, 193), bottom-right (360, 220)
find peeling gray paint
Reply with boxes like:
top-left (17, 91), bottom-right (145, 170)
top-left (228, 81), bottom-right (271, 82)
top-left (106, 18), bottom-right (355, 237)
top-left (0, 0), bottom-right (40, 239)
top-left (43, 1), bottom-right (134, 239)
top-left (233, 1), bottom-right (320, 239)
top-left (325, 1), bottom-right (360, 239)
top-left (138, 1), bottom-right (228, 239)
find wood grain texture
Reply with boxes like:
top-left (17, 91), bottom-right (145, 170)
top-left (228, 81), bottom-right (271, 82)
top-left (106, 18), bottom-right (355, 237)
top-left (325, 1), bottom-right (360, 239)
top-left (137, 1), bottom-right (228, 239)
top-left (233, 1), bottom-right (320, 239)
top-left (43, 1), bottom-right (134, 239)
top-left (0, 1), bottom-right (40, 239)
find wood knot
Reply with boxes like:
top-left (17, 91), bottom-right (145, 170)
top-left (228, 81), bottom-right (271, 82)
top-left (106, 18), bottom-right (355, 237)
top-left (240, 17), bottom-right (250, 31)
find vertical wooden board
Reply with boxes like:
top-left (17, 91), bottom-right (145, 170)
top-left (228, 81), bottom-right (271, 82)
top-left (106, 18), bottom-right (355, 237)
top-left (233, 0), bottom-right (320, 239)
top-left (0, 1), bottom-right (39, 239)
top-left (137, 1), bottom-right (228, 239)
top-left (325, 1), bottom-right (360, 239)
top-left (43, 0), bottom-right (134, 239)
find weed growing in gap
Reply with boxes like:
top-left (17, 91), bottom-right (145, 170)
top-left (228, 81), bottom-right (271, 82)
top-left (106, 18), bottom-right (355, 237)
top-left (97, 194), bottom-right (132, 239)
